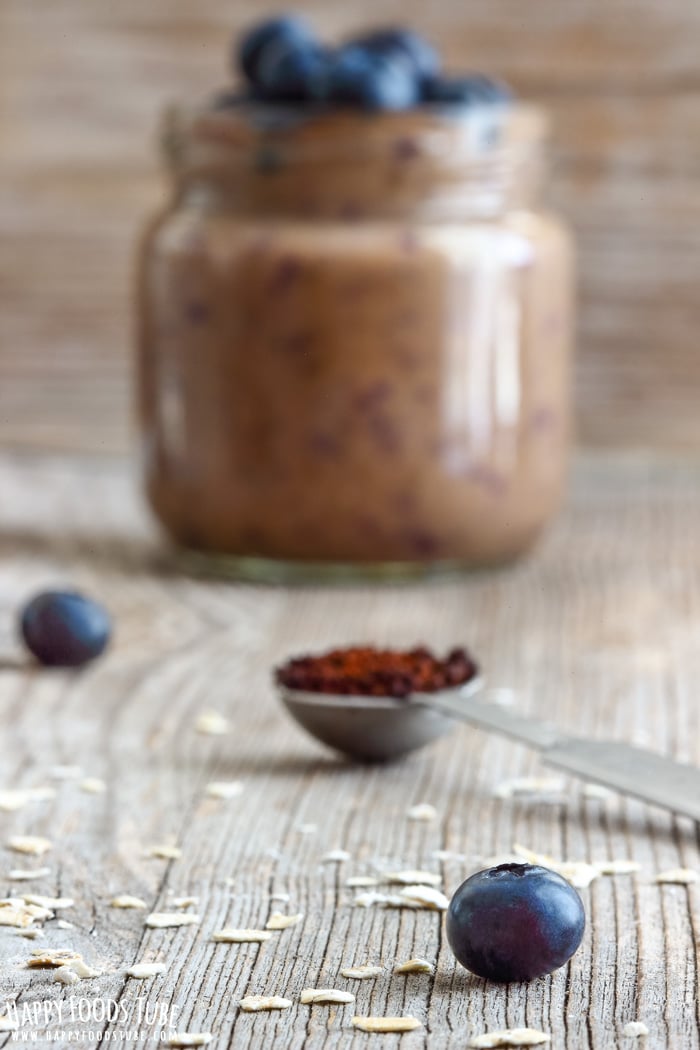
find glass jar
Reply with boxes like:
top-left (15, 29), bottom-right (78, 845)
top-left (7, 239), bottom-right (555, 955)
top-left (136, 100), bottom-right (574, 581)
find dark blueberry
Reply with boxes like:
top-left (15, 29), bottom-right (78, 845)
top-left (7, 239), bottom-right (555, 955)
top-left (424, 74), bottom-right (512, 106)
top-left (20, 591), bottom-right (111, 668)
top-left (328, 45), bottom-right (419, 111)
top-left (237, 15), bottom-right (315, 84)
top-left (446, 863), bottom-right (585, 982)
top-left (256, 40), bottom-right (333, 102)
top-left (347, 28), bottom-right (440, 85)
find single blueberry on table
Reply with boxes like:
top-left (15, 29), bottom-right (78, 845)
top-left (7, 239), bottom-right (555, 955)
top-left (237, 15), bottom-right (315, 84)
top-left (347, 28), bottom-right (440, 85)
top-left (446, 863), bottom-right (585, 982)
top-left (20, 591), bottom-right (111, 668)
top-left (328, 45), bottom-right (419, 111)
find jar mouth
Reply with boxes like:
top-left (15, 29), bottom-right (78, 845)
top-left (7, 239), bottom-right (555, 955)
top-left (163, 96), bottom-right (547, 172)
top-left (162, 97), bottom-right (547, 221)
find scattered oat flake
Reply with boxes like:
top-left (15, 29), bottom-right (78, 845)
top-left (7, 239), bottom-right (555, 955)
top-left (383, 870), bottom-right (442, 886)
top-left (56, 920), bottom-right (74, 930)
top-left (110, 895), bottom-right (147, 909)
top-left (194, 711), bottom-right (229, 736)
top-left (0, 787), bottom-right (56, 811)
top-left (513, 844), bottom-right (599, 889)
top-left (469, 1029), bottom-right (551, 1048)
top-left (265, 911), bottom-right (303, 930)
top-left (146, 844), bottom-right (182, 860)
top-left (0, 791), bottom-right (30, 812)
top-left (18, 928), bottom-right (44, 939)
top-left (340, 964), bottom-right (383, 980)
top-left (28, 948), bottom-right (81, 968)
top-left (431, 849), bottom-right (464, 862)
top-left (6, 835), bottom-right (52, 856)
top-left (127, 962), bottom-right (168, 979)
top-left (212, 928), bottom-right (271, 943)
top-left (353, 891), bottom-right (407, 909)
top-left (23, 894), bottom-right (73, 910)
top-left (655, 868), bottom-right (698, 885)
top-left (79, 777), bottom-right (106, 794)
top-left (394, 958), bottom-right (434, 975)
top-left (322, 849), bottom-right (351, 862)
top-left (352, 1016), bottom-right (421, 1033)
top-left (145, 912), bottom-right (200, 929)
top-left (49, 765), bottom-right (83, 780)
top-left (596, 860), bottom-right (641, 876)
top-left (406, 803), bottom-right (437, 822)
top-left (167, 1036), bottom-right (213, 1048)
top-left (353, 885), bottom-right (448, 911)
top-left (345, 876), bottom-right (379, 888)
top-left (399, 885), bottom-right (449, 910)
top-left (0, 1015), bottom-right (18, 1031)
top-left (172, 896), bottom-right (199, 909)
top-left (558, 863), bottom-right (600, 889)
top-left (240, 996), bottom-right (292, 1013)
top-left (300, 988), bottom-right (355, 1005)
top-left (494, 776), bottom-right (565, 799)
top-left (0, 898), bottom-right (53, 928)
top-left (623, 1021), bottom-right (650, 1038)
top-left (53, 967), bottom-right (80, 986)
top-left (269, 891), bottom-right (290, 902)
top-left (70, 958), bottom-right (102, 979)
top-left (205, 780), bottom-right (243, 799)
top-left (7, 867), bottom-right (51, 881)
top-left (583, 783), bottom-right (615, 800)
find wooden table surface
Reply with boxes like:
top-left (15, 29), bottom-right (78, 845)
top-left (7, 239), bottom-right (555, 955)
top-left (0, 452), bottom-right (699, 1048)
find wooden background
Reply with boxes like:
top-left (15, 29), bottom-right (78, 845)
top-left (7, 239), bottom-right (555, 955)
top-left (2, 0), bottom-right (700, 455)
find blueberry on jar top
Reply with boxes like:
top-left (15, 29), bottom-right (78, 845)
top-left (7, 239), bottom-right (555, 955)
top-left (345, 27), bottom-right (440, 85)
top-left (20, 591), bottom-right (111, 668)
top-left (327, 44), bottom-right (420, 111)
top-left (256, 39), bottom-right (333, 103)
top-left (237, 15), bottom-right (315, 84)
top-left (232, 15), bottom-right (512, 113)
top-left (446, 863), bottom-right (585, 982)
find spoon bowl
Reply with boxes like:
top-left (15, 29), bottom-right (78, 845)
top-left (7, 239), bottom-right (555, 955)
top-left (278, 676), bottom-right (484, 762)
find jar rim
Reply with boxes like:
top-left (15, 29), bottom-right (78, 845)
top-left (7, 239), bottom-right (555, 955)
top-left (162, 96), bottom-right (548, 172)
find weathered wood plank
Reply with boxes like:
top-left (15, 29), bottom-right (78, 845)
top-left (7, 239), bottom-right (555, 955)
top-left (0, 452), bottom-right (699, 1047)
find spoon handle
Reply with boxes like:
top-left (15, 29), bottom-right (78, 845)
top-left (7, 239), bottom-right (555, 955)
top-left (420, 687), bottom-right (700, 822)
top-left (419, 688), bottom-right (564, 750)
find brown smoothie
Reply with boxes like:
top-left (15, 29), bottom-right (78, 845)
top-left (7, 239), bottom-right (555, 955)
top-left (138, 103), bottom-right (573, 569)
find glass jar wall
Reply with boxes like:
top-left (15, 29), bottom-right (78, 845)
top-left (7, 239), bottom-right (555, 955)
top-left (137, 102), bottom-right (574, 580)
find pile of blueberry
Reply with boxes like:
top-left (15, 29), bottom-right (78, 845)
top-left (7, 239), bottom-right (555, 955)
top-left (234, 16), bottom-right (510, 112)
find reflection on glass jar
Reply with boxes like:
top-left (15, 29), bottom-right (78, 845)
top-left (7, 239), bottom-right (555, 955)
top-left (136, 101), bottom-right (574, 579)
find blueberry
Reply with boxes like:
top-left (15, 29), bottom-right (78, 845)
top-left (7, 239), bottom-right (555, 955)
top-left (20, 591), bottom-right (111, 668)
top-left (446, 863), bottom-right (585, 982)
top-left (424, 74), bottom-right (512, 106)
top-left (237, 15), bottom-right (315, 85)
top-left (256, 40), bottom-right (333, 102)
top-left (328, 45), bottom-right (419, 111)
top-left (347, 28), bottom-right (440, 85)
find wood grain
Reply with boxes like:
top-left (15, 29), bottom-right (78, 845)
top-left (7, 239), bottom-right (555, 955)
top-left (0, 452), bottom-right (699, 1047)
top-left (1, 2), bottom-right (700, 454)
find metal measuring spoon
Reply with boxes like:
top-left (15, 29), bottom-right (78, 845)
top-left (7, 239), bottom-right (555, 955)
top-left (278, 676), bottom-right (482, 762)
top-left (279, 680), bottom-right (700, 822)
